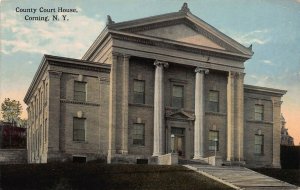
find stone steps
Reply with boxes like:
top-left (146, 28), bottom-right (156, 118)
top-left (184, 165), bottom-right (299, 190)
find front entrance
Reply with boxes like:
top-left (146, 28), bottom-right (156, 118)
top-left (171, 127), bottom-right (185, 157)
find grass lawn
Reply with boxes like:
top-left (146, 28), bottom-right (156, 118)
top-left (0, 163), bottom-right (233, 190)
top-left (252, 168), bottom-right (300, 187)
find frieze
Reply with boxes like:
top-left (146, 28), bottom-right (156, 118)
top-left (272, 100), bottom-right (283, 107)
top-left (49, 61), bottom-right (110, 73)
top-left (112, 33), bottom-right (248, 62)
top-left (48, 70), bottom-right (62, 78)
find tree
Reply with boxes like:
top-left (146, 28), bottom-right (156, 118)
top-left (1, 98), bottom-right (22, 123)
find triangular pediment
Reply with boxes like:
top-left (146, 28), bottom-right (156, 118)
top-left (166, 110), bottom-right (195, 120)
top-left (136, 23), bottom-right (225, 50)
top-left (107, 11), bottom-right (253, 56)
top-left (83, 5), bottom-right (253, 61)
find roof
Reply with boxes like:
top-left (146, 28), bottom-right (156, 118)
top-left (24, 55), bottom-right (110, 104)
top-left (244, 84), bottom-right (287, 96)
top-left (82, 3), bottom-right (253, 61)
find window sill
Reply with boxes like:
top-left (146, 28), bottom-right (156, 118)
top-left (73, 141), bottom-right (88, 144)
top-left (205, 112), bottom-right (226, 116)
top-left (60, 99), bottom-right (100, 106)
top-left (131, 144), bottom-right (145, 147)
top-left (246, 120), bottom-right (273, 125)
top-left (129, 103), bottom-right (153, 108)
top-left (254, 153), bottom-right (264, 156)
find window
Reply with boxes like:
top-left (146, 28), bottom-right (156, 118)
top-left (73, 118), bottom-right (86, 141)
top-left (74, 81), bottom-right (86, 102)
top-left (255, 105), bottom-right (264, 121)
top-left (44, 119), bottom-right (47, 143)
top-left (172, 85), bottom-right (184, 108)
top-left (208, 130), bottom-right (219, 151)
top-left (132, 123), bottom-right (145, 145)
top-left (208, 91), bottom-right (219, 112)
top-left (254, 135), bottom-right (264, 154)
top-left (41, 92), bottom-right (43, 109)
top-left (45, 83), bottom-right (48, 105)
top-left (133, 80), bottom-right (145, 104)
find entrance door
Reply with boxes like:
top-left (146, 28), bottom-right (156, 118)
top-left (171, 127), bottom-right (185, 157)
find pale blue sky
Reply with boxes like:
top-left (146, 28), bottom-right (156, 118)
top-left (1, 0), bottom-right (299, 143)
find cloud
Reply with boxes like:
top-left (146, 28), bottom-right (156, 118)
top-left (261, 60), bottom-right (274, 65)
top-left (1, 9), bottom-right (105, 58)
top-left (230, 29), bottom-right (270, 46)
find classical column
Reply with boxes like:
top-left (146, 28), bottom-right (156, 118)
top-left (122, 54), bottom-right (130, 154)
top-left (153, 60), bottom-right (168, 156)
top-left (227, 71), bottom-right (236, 161)
top-left (193, 67), bottom-right (209, 160)
top-left (107, 53), bottom-right (118, 163)
top-left (236, 73), bottom-right (245, 161)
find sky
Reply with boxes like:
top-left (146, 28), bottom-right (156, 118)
top-left (0, 0), bottom-right (299, 144)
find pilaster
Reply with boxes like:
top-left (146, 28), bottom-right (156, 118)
top-left (272, 98), bottom-right (282, 168)
top-left (236, 72), bottom-right (245, 161)
top-left (193, 67), bottom-right (209, 159)
top-left (47, 70), bottom-right (62, 153)
top-left (122, 54), bottom-right (130, 154)
top-left (107, 52), bottom-right (118, 163)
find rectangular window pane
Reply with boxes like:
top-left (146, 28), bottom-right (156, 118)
top-left (172, 85), bottom-right (183, 97)
top-left (73, 118), bottom-right (85, 141)
top-left (254, 135), bottom-right (263, 154)
top-left (255, 105), bottom-right (264, 121)
top-left (132, 123), bottom-right (145, 145)
top-left (172, 85), bottom-right (183, 108)
top-left (208, 130), bottom-right (219, 151)
top-left (208, 91), bottom-right (219, 112)
top-left (74, 81), bottom-right (86, 102)
top-left (133, 80), bottom-right (145, 104)
top-left (209, 91), bottom-right (219, 102)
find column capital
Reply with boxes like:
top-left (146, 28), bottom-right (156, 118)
top-left (48, 70), bottom-right (62, 79)
top-left (123, 54), bottom-right (131, 59)
top-left (154, 60), bottom-right (168, 68)
top-left (228, 71), bottom-right (245, 79)
top-left (195, 67), bottom-right (209, 74)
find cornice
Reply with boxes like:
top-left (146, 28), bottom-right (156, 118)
top-left (24, 56), bottom-right (48, 104)
top-left (244, 84), bottom-right (287, 97)
top-left (185, 12), bottom-right (253, 56)
top-left (110, 30), bottom-right (250, 62)
top-left (84, 9), bottom-right (254, 61)
top-left (24, 55), bottom-right (111, 104)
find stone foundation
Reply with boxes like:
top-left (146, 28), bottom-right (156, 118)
top-left (0, 149), bottom-right (27, 164)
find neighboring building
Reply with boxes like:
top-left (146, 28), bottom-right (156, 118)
top-left (280, 114), bottom-right (294, 146)
top-left (0, 121), bottom-right (26, 149)
top-left (24, 4), bottom-right (286, 167)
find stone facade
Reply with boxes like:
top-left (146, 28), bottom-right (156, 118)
top-left (24, 4), bottom-right (286, 167)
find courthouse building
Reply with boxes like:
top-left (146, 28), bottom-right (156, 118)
top-left (24, 4), bottom-right (286, 167)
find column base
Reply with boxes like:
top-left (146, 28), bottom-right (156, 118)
top-left (152, 152), bottom-right (162, 157)
top-left (193, 155), bottom-right (205, 160)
